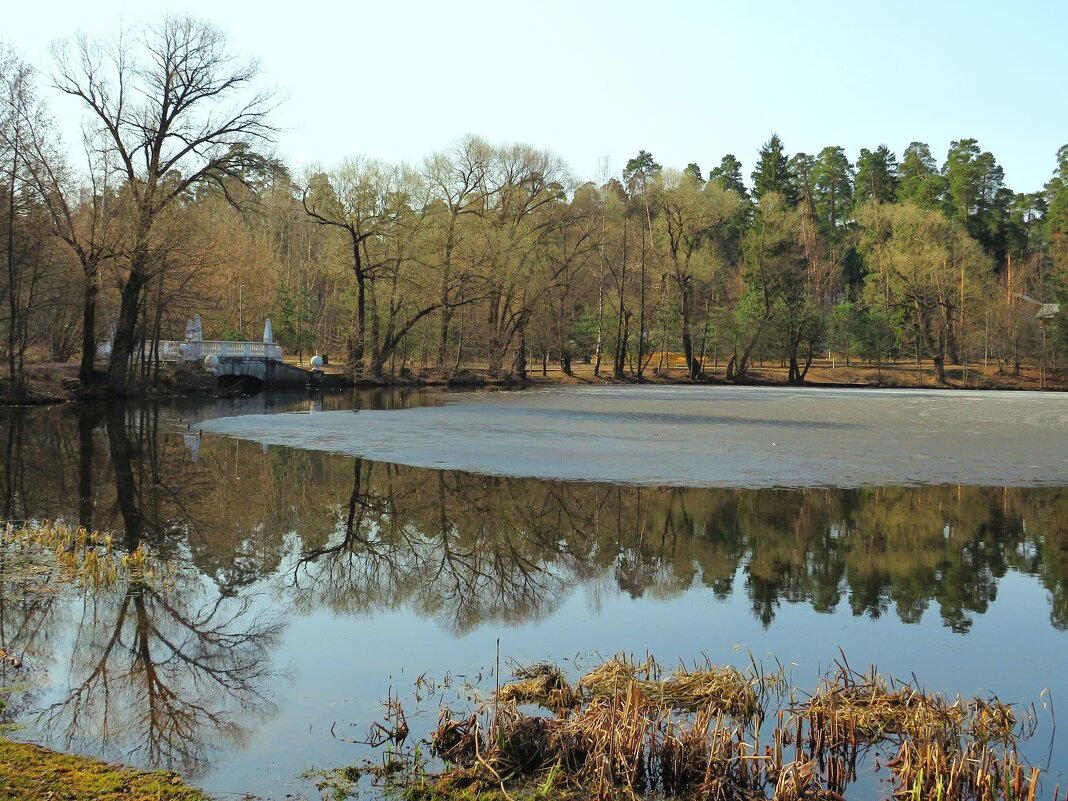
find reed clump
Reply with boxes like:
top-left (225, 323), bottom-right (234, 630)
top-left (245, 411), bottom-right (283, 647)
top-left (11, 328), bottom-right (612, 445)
top-left (798, 664), bottom-right (967, 744)
top-left (1, 520), bottom-right (164, 590)
top-left (498, 663), bottom-right (580, 711)
top-left (794, 662), bottom-right (1029, 748)
top-left (361, 654), bottom-right (1051, 801)
top-left (890, 738), bottom-right (1041, 801)
top-left (575, 656), bottom-right (765, 720)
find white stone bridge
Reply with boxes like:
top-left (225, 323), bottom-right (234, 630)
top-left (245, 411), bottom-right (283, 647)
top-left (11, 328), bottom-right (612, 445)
top-left (154, 317), bottom-right (315, 389)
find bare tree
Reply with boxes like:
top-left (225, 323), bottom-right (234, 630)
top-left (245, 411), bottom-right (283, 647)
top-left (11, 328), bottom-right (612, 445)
top-left (0, 45), bottom-right (66, 393)
top-left (301, 159), bottom-right (394, 377)
top-left (24, 123), bottom-right (123, 385)
top-left (51, 16), bottom-right (275, 391)
top-left (423, 136), bottom-right (489, 373)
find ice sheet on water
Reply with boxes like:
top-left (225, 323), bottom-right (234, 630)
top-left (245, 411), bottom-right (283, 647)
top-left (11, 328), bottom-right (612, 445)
top-left (199, 386), bottom-right (1068, 488)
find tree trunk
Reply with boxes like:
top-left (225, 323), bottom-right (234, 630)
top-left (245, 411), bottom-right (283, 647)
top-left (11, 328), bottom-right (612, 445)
top-left (679, 282), bottom-right (699, 380)
top-left (369, 279), bottom-right (381, 375)
top-left (437, 305), bottom-right (452, 372)
top-left (107, 267), bottom-right (149, 392)
top-left (352, 239), bottom-right (367, 377)
top-left (614, 312), bottom-right (630, 379)
top-left (515, 321), bottom-right (528, 381)
top-left (933, 354), bottom-right (946, 385)
top-left (5, 149), bottom-right (19, 392)
top-left (637, 215), bottom-right (646, 378)
top-left (593, 242), bottom-right (605, 377)
top-left (79, 265), bottom-right (100, 384)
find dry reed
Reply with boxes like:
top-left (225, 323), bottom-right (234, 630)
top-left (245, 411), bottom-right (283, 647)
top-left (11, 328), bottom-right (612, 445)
top-left (372, 654), bottom-right (1050, 801)
top-left (2, 520), bottom-right (164, 590)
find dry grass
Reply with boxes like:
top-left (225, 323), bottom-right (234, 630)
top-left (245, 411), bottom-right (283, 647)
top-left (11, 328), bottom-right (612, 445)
top-left (363, 654), bottom-right (1049, 801)
top-left (798, 664), bottom-right (969, 744)
top-left (1, 520), bottom-right (166, 591)
top-left (498, 663), bottom-right (580, 711)
top-left (576, 657), bottom-right (765, 720)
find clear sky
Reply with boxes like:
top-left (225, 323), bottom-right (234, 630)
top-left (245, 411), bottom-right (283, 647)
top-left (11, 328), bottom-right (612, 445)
top-left (5, 0), bottom-right (1067, 192)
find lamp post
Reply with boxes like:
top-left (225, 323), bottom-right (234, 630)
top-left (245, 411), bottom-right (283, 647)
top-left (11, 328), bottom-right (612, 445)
top-left (238, 284), bottom-right (247, 340)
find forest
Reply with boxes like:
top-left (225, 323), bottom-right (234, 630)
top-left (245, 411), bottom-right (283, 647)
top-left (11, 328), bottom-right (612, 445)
top-left (2, 17), bottom-right (1067, 394)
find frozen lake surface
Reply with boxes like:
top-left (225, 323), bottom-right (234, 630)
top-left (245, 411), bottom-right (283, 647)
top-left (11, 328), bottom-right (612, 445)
top-left (201, 385), bottom-right (1068, 487)
top-left (198, 386), bottom-right (1068, 493)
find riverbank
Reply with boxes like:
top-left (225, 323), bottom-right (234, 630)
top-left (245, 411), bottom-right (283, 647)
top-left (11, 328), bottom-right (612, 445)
top-left (1, 357), bottom-right (1064, 406)
top-left (0, 737), bottom-right (209, 801)
top-left (521, 356), bottom-right (1067, 391)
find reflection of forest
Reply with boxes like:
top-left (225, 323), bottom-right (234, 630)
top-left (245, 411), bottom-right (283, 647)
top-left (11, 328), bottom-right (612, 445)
top-left (0, 403), bottom-right (1065, 637)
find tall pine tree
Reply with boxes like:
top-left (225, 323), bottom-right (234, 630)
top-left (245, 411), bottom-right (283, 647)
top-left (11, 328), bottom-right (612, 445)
top-left (752, 134), bottom-right (797, 204)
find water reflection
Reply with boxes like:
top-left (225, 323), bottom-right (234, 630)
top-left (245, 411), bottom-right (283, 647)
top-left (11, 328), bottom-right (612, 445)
top-left (2, 402), bottom-right (282, 777)
top-left (290, 463), bottom-right (1067, 634)
top-left (0, 396), bottom-right (1066, 781)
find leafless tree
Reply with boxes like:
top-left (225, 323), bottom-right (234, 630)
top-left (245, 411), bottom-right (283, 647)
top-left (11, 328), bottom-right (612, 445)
top-left (51, 16), bottom-right (276, 390)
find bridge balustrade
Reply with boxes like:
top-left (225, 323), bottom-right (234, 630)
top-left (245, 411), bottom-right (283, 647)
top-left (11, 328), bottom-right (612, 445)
top-left (150, 340), bottom-right (284, 362)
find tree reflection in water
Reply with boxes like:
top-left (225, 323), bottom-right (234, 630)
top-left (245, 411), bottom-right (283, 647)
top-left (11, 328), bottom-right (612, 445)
top-left (292, 460), bottom-right (577, 631)
top-left (0, 400), bottom-right (1066, 776)
top-left (1, 405), bottom-right (282, 778)
top-left (285, 448), bottom-right (1068, 635)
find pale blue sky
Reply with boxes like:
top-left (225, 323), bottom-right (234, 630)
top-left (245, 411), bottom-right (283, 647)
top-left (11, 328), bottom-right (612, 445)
top-left (6, 0), bottom-right (1066, 191)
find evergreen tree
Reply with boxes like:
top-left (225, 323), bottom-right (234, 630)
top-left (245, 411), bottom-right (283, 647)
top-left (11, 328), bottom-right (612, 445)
top-left (943, 140), bottom-right (1003, 224)
top-left (1047, 145), bottom-right (1068, 354)
top-left (897, 142), bottom-right (945, 209)
top-left (942, 139), bottom-right (1007, 262)
top-left (789, 152), bottom-right (817, 201)
top-left (709, 154), bottom-right (748, 199)
top-left (812, 146), bottom-right (854, 239)
top-left (752, 134), bottom-right (797, 205)
top-left (623, 150), bottom-right (662, 192)
top-left (854, 145), bottom-right (897, 205)
top-left (1046, 145), bottom-right (1068, 257)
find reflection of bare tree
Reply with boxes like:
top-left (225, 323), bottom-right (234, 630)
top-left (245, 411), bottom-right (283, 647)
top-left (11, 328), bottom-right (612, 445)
top-left (26, 405), bottom-right (283, 777)
top-left (35, 582), bottom-right (279, 775)
top-left (293, 460), bottom-right (580, 633)
top-left (0, 553), bottom-right (59, 728)
top-left (77, 405), bottom-right (103, 530)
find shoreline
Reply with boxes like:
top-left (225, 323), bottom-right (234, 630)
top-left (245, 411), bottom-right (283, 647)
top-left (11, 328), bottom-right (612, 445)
top-left (1, 358), bottom-right (1064, 407)
top-left (0, 737), bottom-right (208, 800)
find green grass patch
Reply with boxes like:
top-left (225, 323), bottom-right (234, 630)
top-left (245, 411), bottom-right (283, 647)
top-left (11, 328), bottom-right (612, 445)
top-left (0, 737), bottom-right (210, 801)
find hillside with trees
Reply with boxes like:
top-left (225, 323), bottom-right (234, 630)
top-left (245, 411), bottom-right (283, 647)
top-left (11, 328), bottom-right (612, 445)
top-left (2, 19), bottom-right (1067, 395)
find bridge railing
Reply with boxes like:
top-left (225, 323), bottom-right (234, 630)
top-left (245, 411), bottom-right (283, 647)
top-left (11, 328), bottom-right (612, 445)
top-left (152, 340), bottom-right (284, 362)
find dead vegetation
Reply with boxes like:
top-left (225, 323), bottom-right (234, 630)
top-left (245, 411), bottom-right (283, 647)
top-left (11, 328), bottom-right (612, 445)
top-left (1, 520), bottom-right (167, 591)
top-left (348, 653), bottom-right (1053, 801)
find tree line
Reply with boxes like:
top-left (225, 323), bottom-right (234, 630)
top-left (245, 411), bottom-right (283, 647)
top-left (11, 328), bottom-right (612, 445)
top-left (2, 16), bottom-right (1067, 393)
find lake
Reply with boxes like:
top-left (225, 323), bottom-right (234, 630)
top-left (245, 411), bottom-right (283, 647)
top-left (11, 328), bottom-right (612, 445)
top-left (1, 386), bottom-right (1066, 799)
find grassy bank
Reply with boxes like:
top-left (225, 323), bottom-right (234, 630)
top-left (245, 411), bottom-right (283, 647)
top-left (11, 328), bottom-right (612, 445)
top-left (0, 737), bottom-right (209, 801)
